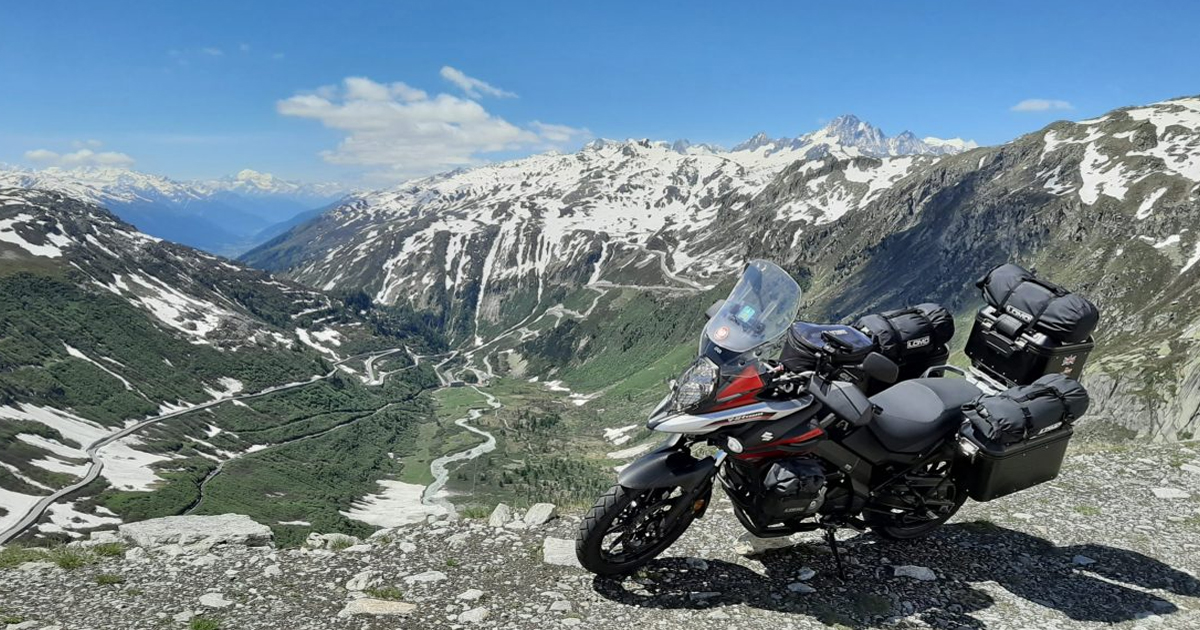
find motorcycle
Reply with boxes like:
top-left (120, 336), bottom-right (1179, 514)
top-left (574, 259), bottom-right (1091, 576)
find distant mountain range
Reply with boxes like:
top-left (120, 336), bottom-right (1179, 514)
top-left (0, 167), bottom-right (345, 256)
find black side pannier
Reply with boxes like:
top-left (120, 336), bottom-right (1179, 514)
top-left (779, 322), bottom-right (875, 372)
top-left (959, 424), bottom-right (1073, 502)
top-left (855, 303), bottom-right (954, 388)
top-left (958, 373), bottom-right (1088, 501)
top-left (962, 373), bottom-right (1089, 446)
top-left (977, 264), bottom-right (1099, 343)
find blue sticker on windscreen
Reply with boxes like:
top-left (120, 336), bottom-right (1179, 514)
top-left (736, 305), bottom-right (756, 323)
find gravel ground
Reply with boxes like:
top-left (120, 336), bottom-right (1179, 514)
top-left (2, 442), bottom-right (1198, 630)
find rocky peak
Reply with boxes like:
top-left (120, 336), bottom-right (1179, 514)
top-left (731, 131), bottom-right (774, 152)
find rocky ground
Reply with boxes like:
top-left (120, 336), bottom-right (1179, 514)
top-left (1, 442), bottom-right (1198, 630)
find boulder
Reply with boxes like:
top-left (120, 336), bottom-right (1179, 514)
top-left (488, 503), bottom-right (514, 527)
top-left (893, 565), bottom-right (937, 581)
top-left (459, 607), bottom-right (490, 623)
top-left (733, 532), bottom-right (796, 556)
top-left (403, 570), bottom-right (448, 584)
top-left (542, 537), bottom-right (581, 568)
top-left (337, 599), bottom-right (416, 617)
top-left (523, 503), bottom-right (558, 526)
top-left (77, 530), bottom-right (122, 547)
top-left (305, 532), bottom-right (362, 550)
top-left (119, 515), bottom-right (272, 553)
top-left (199, 592), bottom-right (233, 608)
top-left (346, 570), bottom-right (380, 591)
top-left (457, 588), bottom-right (485, 601)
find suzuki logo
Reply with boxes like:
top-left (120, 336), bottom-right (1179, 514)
top-left (906, 336), bottom-right (931, 349)
top-left (760, 432), bottom-right (774, 442)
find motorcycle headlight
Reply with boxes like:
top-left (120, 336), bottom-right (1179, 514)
top-left (673, 357), bottom-right (719, 411)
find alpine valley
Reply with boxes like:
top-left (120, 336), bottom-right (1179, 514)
top-left (2, 95), bottom-right (1199, 550)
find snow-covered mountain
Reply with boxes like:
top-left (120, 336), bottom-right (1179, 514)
top-left (245, 97), bottom-right (1200, 439)
top-left (242, 116), bottom-right (973, 344)
top-left (0, 166), bottom-right (345, 256)
top-left (202, 169), bottom-right (345, 200)
top-left (730, 114), bottom-right (978, 158)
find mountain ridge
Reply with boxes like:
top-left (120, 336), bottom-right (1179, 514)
top-left (0, 166), bottom-right (346, 256)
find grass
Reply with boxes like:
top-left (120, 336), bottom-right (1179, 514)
top-left (190, 617), bottom-right (221, 630)
top-left (1, 614), bottom-right (24, 625)
top-left (48, 547), bottom-right (95, 570)
top-left (327, 535), bottom-right (357, 551)
top-left (95, 573), bottom-right (125, 585)
top-left (1074, 505), bottom-right (1101, 516)
top-left (445, 558), bottom-right (459, 567)
top-left (458, 505), bottom-right (491, 519)
top-left (91, 542), bottom-right (126, 557)
top-left (0, 545), bottom-right (48, 569)
top-left (363, 586), bottom-right (405, 600)
top-left (433, 386), bottom-right (490, 421)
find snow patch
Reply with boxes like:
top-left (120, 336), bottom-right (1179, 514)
top-left (1136, 187), bottom-right (1169, 220)
top-left (340, 480), bottom-right (448, 527)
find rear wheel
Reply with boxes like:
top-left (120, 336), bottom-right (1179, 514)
top-left (575, 484), bottom-right (704, 575)
top-left (865, 459), bottom-right (967, 540)
top-left (866, 492), bottom-right (966, 540)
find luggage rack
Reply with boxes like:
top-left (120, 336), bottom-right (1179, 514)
top-left (919, 364), bottom-right (1006, 396)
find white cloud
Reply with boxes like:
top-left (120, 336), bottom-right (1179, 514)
top-left (439, 66), bottom-right (517, 99)
top-left (1011, 99), bottom-right (1074, 112)
top-left (530, 121), bottom-right (588, 144)
top-left (24, 141), bottom-right (135, 168)
top-left (277, 75), bottom-right (588, 181)
top-left (201, 47), bottom-right (224, 57)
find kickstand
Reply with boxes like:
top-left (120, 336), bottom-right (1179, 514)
top-left (825, 527), bottom-right (846, 579)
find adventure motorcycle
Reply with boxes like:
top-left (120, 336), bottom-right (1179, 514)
top-left (575, 260), bottom-right (1096, 575)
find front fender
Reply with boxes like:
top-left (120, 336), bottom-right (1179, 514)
top-left (617, 437), bottom-right (718, 491)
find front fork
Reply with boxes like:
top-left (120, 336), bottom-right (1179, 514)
top-left (617, 435), bottom-right (724, 531)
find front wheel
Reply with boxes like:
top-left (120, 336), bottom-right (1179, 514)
top-left (575, 484), bottom-right (704, 575)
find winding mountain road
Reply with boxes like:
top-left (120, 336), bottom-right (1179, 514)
top-left (0, 347), bottom-right (406, 545)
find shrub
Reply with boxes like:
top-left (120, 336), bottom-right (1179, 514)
top-left (95, 573), bottom-right (125, 585)
top-left (190, 617), bottom-right (221, 630)
top-left (364, 586), bottom-right (404, 600)
top-left (328, 536), bottom-right (357, 552)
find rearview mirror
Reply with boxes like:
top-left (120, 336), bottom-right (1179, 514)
top-left (704, 299), bottom-right (726, 319)
top-left (862, 352), bottom-right (899, 384)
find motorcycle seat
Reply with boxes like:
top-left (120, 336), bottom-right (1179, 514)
top-left (867, 378), bottom-right (982, 454)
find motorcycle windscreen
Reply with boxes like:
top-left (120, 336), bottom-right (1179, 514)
top-left (703, 260), bottom-right (802, 353)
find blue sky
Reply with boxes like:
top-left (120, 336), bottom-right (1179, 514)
top-left (2, 1), bottom-right (1198, 184)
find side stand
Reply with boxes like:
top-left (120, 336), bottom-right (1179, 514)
top-left (824, 527), bottom-right (846, 579)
